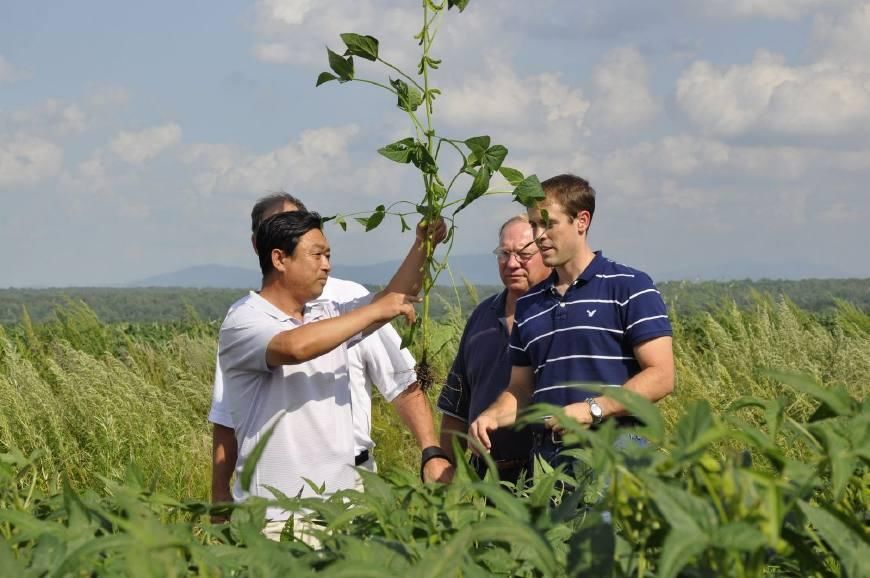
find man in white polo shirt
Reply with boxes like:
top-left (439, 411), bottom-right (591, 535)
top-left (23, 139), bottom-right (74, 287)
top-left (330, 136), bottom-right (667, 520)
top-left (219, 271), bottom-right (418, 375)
top-left (210, 195), bottom-right (453, 515)
top-left (218, 207), bottom-right (447, 532)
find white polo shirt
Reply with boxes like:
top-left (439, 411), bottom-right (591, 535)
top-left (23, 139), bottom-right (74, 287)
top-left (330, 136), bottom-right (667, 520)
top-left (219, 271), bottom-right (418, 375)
top-left (218, 290), bottom-right (365, 519)
top-left (210, 277), bottom-right (417, 455)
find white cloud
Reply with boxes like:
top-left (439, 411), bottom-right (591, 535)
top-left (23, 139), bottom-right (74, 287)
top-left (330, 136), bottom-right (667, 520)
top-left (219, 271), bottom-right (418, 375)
top-left (185, 125), bottom-right (364, 195)
top-left (439, 59), bottom-right (590, 138)
top-left (59, 149), bottom-right (111, 196)
top-left (588, 46), bottom-right (658, 131)
top-left (0, 55), bottom-right (20, 82)
top-left (676, 50), bottom-right (870, 138)
top-left (812, 2), bottom-right (870, 71)
top-left (258, 0), bottom-right (316, 26)
top-left (252, 0), bottom-right (420, 66)
top-left (109, 123), bottom-right (182, 165)
top-left (0, 136), bottom-right (64, 188)
top-left (697, 0), bottom-right (848, 21)
top-left (9, 99), bottom-right (88, 136)
top-left (86, 86), bottom-right (130, 110)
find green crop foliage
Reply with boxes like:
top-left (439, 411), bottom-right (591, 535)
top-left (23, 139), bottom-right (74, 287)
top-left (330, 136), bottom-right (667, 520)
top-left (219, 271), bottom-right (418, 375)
top-left (0, 295), bottom-right (867, 575)
top-left (315, 0), bottom-right (546, 383)
top-left (0, 367), bottom-right (866, 576)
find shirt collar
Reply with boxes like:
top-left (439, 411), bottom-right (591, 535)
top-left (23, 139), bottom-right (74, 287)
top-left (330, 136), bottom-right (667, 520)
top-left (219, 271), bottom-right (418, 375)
top-left (490, 289), bottom-right (508, 317)
top-left (544, 250), bottom-right (606, 293)
top-left (247, 291), bottom-right (305, 324)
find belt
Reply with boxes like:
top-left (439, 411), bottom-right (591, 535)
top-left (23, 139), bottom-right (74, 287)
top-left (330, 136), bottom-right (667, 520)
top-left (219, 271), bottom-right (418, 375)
top-left (354, 450), bottom-right (370, 466)
top-left (533, 416), bottom-right (644, 447)
top-left (471, 455), bottom-right (529, 471)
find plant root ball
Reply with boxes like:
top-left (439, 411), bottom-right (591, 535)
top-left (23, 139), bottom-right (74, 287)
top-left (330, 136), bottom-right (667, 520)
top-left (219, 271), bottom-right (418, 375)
top-left (416, 359), bottom-right (435, 392)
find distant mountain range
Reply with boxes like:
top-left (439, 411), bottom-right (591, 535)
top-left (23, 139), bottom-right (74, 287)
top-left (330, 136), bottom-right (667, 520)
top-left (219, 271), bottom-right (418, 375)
top-left (128, 254), bottom-right (856, 289)
top-left (131, 254), bottom-right (501, 288)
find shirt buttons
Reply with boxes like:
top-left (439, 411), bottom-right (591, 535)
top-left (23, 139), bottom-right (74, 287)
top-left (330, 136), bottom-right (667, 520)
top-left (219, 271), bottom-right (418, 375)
top-left (559, 302), bottom-right (566, 308)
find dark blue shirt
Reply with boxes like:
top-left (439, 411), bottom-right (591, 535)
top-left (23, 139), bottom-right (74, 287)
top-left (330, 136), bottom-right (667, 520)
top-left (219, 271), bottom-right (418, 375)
top-left (437, 291), bottom-right (532, 463)
top-left (509, 252), bottom-right (672, 408)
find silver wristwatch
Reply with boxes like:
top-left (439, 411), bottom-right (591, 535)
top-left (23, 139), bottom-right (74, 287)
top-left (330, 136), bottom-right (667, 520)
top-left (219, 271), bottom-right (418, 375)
top-left (586, 397), bottom-right (604, 426)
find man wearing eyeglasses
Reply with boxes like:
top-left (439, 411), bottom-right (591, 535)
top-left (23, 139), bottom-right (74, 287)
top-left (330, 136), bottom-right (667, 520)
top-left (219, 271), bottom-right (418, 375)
top-left (437, 214), bottom-right (551, 483)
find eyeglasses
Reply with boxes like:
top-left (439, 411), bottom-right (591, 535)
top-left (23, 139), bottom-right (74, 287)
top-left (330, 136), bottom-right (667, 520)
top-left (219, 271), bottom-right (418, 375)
top-left (492, 247), bottom-right (539, 264)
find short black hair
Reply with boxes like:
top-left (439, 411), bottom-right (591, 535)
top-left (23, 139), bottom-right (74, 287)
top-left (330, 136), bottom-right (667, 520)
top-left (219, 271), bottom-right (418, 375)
top-left (256, 210), bottom-right (323, 277)
top-left (250, 192), bottom-right (308, 235)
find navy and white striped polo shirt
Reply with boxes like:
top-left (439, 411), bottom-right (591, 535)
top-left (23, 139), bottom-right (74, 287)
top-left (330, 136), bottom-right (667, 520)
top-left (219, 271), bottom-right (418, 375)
top-left (509, 252), bottom-right (672, 408)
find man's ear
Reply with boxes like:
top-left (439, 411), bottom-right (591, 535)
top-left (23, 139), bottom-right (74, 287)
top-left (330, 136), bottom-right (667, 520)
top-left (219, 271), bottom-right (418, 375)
top-left (251, 235), bottom-right (258, 256)
top-left (271, 248), bottom-right (286, 273)
top-left (575, 211), bottom-right (591, 234)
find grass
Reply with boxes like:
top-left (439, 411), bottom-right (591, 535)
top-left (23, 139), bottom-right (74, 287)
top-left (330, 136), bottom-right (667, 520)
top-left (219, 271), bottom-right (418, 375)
top-left (0, 295), bottom-right (867, 500)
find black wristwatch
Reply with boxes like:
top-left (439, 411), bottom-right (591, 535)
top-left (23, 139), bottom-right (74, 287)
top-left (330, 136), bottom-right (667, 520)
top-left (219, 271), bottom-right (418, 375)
top-left (420, 446), bottom-right (451, 482)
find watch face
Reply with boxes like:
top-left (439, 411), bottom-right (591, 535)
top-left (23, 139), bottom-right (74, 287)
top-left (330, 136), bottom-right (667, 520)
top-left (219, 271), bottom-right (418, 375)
top-left (588, 399), bottom-right (604, 417)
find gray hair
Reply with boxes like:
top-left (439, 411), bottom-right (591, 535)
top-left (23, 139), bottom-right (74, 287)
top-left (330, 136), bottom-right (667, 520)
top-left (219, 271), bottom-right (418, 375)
top-left (498, 213), bottom-right (530, 239)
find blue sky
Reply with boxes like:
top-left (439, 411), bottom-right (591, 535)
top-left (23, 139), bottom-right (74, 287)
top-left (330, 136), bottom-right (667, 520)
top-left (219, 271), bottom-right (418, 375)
top-left (2, 0), bottom-right (869, 287)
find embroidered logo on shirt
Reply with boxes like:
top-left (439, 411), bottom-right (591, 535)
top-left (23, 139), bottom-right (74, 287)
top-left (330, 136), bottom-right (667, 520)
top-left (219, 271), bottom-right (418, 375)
top-left (587, 309), bottom-right (597, 318)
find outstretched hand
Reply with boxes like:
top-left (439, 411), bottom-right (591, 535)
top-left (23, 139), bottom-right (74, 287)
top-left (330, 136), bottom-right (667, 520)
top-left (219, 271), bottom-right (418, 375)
top-left (373, 291), bottom-right (421, 324)
top-left (468, 413), bottom-right (499, 455)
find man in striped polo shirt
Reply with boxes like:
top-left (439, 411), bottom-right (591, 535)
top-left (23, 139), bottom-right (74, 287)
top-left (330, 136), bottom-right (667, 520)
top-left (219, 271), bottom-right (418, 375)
top-left (469, 174), bottom-right (674, 466)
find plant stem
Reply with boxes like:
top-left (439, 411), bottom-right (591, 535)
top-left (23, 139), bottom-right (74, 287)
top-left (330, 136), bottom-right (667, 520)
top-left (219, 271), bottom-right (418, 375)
top-left (377, 57), bottom-right (425, 91)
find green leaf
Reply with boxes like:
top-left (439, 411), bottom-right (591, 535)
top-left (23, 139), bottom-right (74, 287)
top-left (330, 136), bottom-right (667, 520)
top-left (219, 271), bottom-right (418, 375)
top-left (454, 167), bottom-right (490, 215)
top-left (711, 522), bottom-right (767, 552)
top-left (411, 143), bottom-right (437, 174)
top-left (340, 33), bottom-right (379, 61)
top-left (657, 529), bottom-right (707, 578)
top-left (431, 181), bottom-right (447, 200)
top-left (464, 135), bottom-right (491, 154)
top-left (513, 174), bottom-right (546, 207)
top-left (499, 166), bottom-right (525, 186)
top-left (798, 500), bottom-right (870, 578)
top-left (765, 370), bottom-right (854, 417)
top-left (642, 476), bottom-right (716, 535)
top-left (335, 215), bottom-right (347, 231)
top-left (471, 519), bottom-right (560, 576)
top-left (327, 48), bottom-right (354, 81)
top-left (399, 215), bottom-right (410, 232)
top-left (672, 400), bottom-right (729, 460)
top-left (391, 78), bottom-right (423, 112)
top-left (240, 413), bottom-right (284, 492)
top-left (362, 206), bottom-right (386, 232)
top-left (378, 138), bottom-right (416, 163)
top-left (597, 386), bottom-right (665, 444)
top-left (448, 0), bottom-right (471, 12)
top-left (316, 72), bottom-right (337, 86)
top-left (567, 513), bottom-right (616, 576)
top-left (808, 422), bottom-right (857, 501)
top-left (482, 145), bottom-right (508, 172)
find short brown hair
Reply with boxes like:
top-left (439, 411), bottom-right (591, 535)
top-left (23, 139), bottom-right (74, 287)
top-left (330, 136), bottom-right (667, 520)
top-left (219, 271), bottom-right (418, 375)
top-left (540, 174), bottom-right (595, 221)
